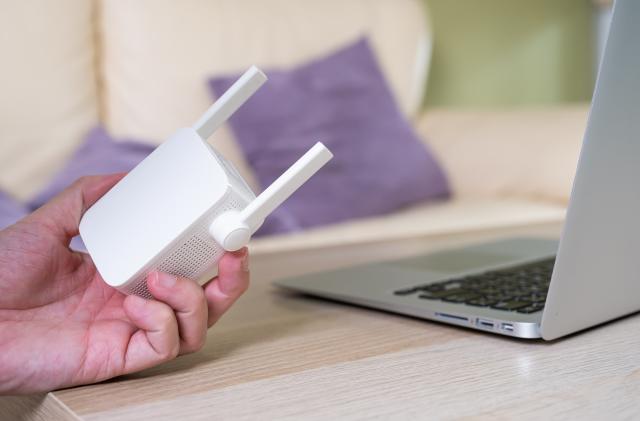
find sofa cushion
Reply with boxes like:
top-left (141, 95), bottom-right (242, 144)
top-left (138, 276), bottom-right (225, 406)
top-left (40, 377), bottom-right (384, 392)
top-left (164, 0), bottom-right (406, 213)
top-left (0, 0), bottom-right (99, 200)
top-left (99, 0), bottom-right (431, 188)
top-left (251, 198), bottom-right (566, 255)
top-left (28, 127), bottom-right (155, 210)
top-left (210, 38), bottom-right (449, 235)
top-left (414, 106), bottom-right (588, 203)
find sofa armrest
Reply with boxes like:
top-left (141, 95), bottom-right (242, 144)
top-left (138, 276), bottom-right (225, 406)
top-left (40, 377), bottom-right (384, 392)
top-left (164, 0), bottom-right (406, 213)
top-left (413, 106), bottom-right (589, 204)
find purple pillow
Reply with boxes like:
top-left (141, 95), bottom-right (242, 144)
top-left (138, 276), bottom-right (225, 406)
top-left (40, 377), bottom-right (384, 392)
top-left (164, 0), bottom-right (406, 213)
top-left (28, 127), bottom-right (156, 210)
top-left (0, 190), bottom-right (29, 229)
top-left (209, 38), bottom-right (449, 236)
top-left (27, 127), bottom-right (155, 251)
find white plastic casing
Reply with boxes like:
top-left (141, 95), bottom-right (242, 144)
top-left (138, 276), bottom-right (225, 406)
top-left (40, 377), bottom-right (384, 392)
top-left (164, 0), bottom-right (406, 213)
top-left (79, 128), bottom-right (257, 298)
top-left (79, 66), bottom-right (333, 298)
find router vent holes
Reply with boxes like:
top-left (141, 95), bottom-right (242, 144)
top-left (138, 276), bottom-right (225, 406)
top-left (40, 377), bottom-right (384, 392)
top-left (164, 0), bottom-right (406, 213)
top-left (125, 278), bottom-right (153, 299)
top-left (157, 235), bottom-right (220, 280)
top-left (122, 191), bottom-right (246, 298)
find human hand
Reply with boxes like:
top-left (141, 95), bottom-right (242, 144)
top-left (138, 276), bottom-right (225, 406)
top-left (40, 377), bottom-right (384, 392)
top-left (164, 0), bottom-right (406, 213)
top-left (0, 175), bottom-right (250, 394)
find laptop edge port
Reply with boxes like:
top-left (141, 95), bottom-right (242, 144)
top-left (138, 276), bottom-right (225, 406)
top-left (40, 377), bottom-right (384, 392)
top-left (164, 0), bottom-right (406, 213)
top-left (501, 323), bottom-right (514, 332)
top-left (476, 318), bottom-right (495, 329)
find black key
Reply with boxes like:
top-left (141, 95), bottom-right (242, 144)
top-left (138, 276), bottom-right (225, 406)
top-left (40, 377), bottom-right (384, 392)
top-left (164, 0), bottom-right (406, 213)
top-left (532, 294), bottom-right (547, 303)
top-left (394, 258), bottom-right (556, 304)
top-left (418, 284), bottom-right (445, 293)
top-left (516, 302), bottom-right (546, 313)
top-left (441, 293), bottom-right (481, 303)
top-left (419, 286), bottom-right (464, 298)
top-left (418, 290), bottom-right (458, 300)
top-left (394, 288), bottom-right (419, 296)
top-left (518, 293), bottom-right (547, 303)
top-left (478, 287), bottom-right (502, 296)
top-left (507, 289), bottom-right (535, 297)
top-left (466, 297), bottom-right (498, 307)
top-left (442, 281), bottom-right (464, 290)
top-left (490, 301), bottom-right (532, 311)
top-left (486, 294), bottom-right (514, 302)
top-left (463, 276), bottom-right (487, 285)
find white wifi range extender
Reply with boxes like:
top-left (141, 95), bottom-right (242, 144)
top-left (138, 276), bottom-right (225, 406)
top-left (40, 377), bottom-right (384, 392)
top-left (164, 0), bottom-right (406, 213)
top-left (79, 66), bottom-right (333, 298)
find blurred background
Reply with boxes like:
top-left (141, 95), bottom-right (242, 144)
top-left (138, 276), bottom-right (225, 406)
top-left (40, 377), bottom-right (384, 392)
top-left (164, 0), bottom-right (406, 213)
top-left (424, 0), bottom-right (607, 108)
top-left (0, 0), bottom-right (617, 264)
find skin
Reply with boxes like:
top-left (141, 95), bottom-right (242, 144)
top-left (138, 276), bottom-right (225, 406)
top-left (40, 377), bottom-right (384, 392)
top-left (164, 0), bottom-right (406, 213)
top-left (0, 174), bottom-right (250, 394)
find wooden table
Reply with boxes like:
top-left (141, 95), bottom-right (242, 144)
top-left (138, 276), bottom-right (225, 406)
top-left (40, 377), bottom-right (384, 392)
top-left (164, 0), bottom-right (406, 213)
top-left (4, 222), bottom-right (640, 420)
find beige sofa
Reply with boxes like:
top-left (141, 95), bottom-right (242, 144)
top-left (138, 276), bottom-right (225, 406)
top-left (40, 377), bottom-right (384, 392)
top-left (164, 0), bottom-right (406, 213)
top-left (0, 0), bottom-right (587, 273)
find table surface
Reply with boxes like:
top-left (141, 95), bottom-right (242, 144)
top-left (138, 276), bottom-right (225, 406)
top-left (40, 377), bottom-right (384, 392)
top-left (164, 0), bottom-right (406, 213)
top-left (3, 222), bottom-right (640, 420)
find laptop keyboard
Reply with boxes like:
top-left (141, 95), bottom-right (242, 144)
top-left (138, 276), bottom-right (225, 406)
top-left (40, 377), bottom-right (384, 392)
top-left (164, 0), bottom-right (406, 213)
top-left (393, 258), bottom-right (554, 314)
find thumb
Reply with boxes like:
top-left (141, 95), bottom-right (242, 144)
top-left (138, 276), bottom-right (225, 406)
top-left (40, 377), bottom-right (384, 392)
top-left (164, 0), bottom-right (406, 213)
top-left (29, 173), bottom-right (125, 243)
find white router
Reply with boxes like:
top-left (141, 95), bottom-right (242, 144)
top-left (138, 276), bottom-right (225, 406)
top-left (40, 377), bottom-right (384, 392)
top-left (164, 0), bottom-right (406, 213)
top-left (79, 66), bottom-right (333, 298)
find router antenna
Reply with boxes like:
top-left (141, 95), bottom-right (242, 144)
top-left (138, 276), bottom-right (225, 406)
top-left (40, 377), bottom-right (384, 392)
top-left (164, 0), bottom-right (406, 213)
top-left (192, 66), bottom-right (267, 140)
top-left (240, 142), bottom-right (333, 231)
top-left (209, 142), bottom-right (333, 251)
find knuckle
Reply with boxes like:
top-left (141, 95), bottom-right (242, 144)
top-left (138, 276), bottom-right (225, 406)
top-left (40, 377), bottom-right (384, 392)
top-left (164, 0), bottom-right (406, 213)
top-left (182, 337), bottom-right (205, 355)
top-left (187, 287), bottom-right (208, 314)
top-left (158, 308), bottom-right (176, 329)
top-left (193, 333), bottom-right (207, 352)
top-left (155, 339), bottom-right (179, 361)
top-left (185, 281), bottom-right (205, 302)
top-left (173, 282), bottom-right (207, 312)
top-left (159, 336), bottom-right (180, 360)
top-left (160, 344), bottom-right (179, 361)
top-left (169, 342), bottom-right (180, 359)
top-left (187, 306), bottom-right (209, 353)
top-left (199, 293), bottom-right (208, 311)
top-left (173, 277), bottom-right (201, 299)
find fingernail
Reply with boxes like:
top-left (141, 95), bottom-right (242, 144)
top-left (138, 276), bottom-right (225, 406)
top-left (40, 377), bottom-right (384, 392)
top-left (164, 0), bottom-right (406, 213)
top-left (241, 248), bottom-right (249, 272)
top-left (157, 272), bottom-right (176, 288)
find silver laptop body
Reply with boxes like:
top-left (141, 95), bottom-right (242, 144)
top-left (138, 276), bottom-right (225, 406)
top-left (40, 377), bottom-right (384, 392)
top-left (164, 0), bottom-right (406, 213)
top-left (275, 0), bottom-right (640, 340)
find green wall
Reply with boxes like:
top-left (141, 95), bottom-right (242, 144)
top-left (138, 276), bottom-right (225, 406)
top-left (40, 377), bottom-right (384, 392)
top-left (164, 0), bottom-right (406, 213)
top-left (423, 0), bottom-right (595, 108)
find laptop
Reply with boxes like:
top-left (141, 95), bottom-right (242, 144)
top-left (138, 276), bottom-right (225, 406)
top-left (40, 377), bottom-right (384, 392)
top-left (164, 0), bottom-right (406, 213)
top-left (274, 0), bottom-right (640, 340)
